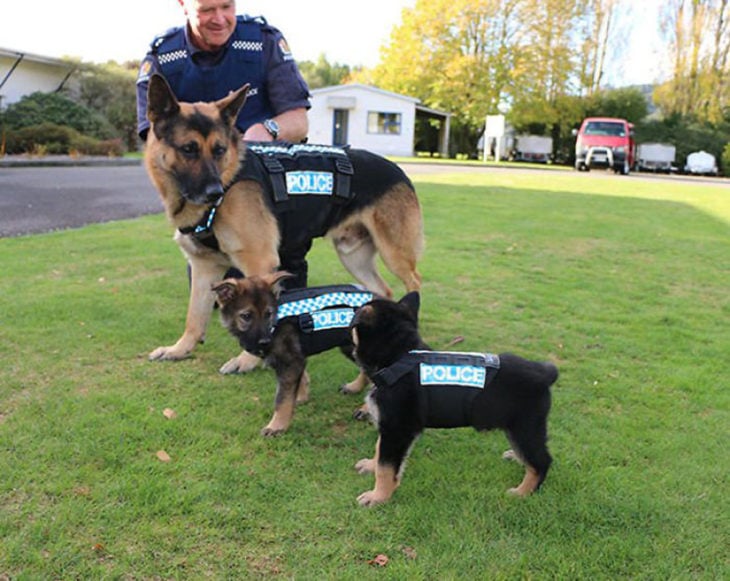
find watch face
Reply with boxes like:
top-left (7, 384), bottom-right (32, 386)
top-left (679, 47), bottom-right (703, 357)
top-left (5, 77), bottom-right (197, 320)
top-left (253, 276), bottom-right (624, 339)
top-left (265, 119), bottom-right (280, 138)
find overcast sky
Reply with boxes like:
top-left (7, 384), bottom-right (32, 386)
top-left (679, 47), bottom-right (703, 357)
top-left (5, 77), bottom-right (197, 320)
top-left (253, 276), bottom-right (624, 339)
top-left (1, 0), bottom-right (667, 86)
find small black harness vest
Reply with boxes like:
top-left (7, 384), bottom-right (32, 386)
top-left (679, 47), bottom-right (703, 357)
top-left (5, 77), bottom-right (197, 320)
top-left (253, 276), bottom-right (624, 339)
top-left (179, 143), bottom-right (355, 255)
top-left (371, 350), bottom-right (501, 428)
top-left (274, 284), bottom-right (373, 356)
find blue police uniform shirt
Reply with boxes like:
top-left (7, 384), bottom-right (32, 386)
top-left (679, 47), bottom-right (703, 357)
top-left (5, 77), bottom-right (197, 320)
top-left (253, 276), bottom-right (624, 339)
top-left (136, 14), bottom-right (310, 139)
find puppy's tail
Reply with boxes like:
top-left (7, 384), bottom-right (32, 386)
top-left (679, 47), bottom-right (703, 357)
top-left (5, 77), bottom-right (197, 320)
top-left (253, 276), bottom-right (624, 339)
top-left (540, 361), bottom-right (559, 388)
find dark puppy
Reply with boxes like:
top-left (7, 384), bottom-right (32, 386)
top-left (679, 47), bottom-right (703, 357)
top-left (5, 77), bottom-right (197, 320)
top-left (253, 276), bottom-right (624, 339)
top-left (213, 272), bottom-right (374, 435)
top-left (350, 292), bottom-right (557, 507)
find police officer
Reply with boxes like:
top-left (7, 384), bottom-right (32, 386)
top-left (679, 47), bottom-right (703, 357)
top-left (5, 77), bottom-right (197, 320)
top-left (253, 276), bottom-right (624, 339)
top-left (136, 0), bottom-right (312, 287)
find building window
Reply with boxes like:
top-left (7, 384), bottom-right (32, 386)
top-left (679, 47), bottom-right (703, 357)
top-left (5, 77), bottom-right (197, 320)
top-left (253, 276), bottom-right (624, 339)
top-left (367, 111), bottom-right (402, 135)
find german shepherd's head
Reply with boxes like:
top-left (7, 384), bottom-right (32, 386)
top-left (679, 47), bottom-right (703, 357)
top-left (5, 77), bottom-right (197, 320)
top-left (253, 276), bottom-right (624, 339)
top-left (212, 271), bottom-right (293, 357)
top-left (145, 73), bottom-right (249, 206)
top-left (350, 291), bottom-right (424, 372)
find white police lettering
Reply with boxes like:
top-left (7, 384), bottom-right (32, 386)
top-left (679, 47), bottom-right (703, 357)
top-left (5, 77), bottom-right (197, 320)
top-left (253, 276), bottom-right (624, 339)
top-left (311, 309), bottom-right (354, 331)
top-left (285, 171), bottom-right (334, 195)
top-left (419, 364), bottom-right (486, 388)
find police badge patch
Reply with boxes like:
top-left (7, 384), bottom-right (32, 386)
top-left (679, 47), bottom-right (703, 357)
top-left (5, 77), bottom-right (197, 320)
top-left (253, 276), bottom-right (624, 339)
top-left (278, 37), bottom-right (293, 61)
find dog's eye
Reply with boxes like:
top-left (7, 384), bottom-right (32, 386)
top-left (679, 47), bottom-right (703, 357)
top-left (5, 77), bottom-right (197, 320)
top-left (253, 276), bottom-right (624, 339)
top-left (264, 307), bottom-right (275, 320)
top-left (212, 144), bottom-right (227, 159)
top-left (180, 142), bottom-right (199, 158)
top-left (239, 311), bottom-right (253, 323)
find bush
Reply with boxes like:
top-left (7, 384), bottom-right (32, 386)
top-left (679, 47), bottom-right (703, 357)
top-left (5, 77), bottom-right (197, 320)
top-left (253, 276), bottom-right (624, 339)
top-left (4, 123), bottom-right (123, 156)
top-left (3, 91), bottom-right (116, 140)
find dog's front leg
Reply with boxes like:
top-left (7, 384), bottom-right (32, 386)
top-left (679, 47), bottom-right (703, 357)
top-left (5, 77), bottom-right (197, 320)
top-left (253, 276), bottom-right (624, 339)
top-left (149, 257), bottom-right (223, 361)
top-left (261, 366), bottom-right (305, 437)
top-left (356, 436), bottom-right (400, 507)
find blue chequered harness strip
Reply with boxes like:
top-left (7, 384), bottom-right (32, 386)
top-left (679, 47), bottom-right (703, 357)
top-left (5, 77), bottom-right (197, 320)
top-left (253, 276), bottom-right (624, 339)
top-left (276, 290), bottom-right (373, 321)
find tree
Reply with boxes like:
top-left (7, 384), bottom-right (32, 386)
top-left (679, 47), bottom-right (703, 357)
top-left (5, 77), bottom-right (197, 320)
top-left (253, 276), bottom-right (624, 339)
top-left (657, 0), bottom-right (730, 123)
top-left (297, 54), bottom-right (353, 89)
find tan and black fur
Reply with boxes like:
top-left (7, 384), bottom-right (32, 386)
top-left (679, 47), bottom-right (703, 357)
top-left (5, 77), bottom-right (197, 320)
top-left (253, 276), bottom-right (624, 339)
top-left (143, 74), bottom-right (423, 373)
top-left (212, 272), bottom-right (369, 436)
top-left (350, 292), bottom-right (557, 507)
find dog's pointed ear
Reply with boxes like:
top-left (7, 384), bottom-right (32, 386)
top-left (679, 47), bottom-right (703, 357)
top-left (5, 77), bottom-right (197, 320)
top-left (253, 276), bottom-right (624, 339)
top-left (147, 73), bottom-right (180, 124)
top-left (399, 291), bottom-right (420, 319)
top-left (217, 83), bottom-right (250, 128)
top-left (264, 270), bottom-right (294, 296)
top-left (211, 279), bottom-right (239, 306)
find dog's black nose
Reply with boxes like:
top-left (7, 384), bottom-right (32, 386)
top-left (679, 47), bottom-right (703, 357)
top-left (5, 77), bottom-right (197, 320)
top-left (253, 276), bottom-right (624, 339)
top-left (204, 181), bottom-right (224, 202)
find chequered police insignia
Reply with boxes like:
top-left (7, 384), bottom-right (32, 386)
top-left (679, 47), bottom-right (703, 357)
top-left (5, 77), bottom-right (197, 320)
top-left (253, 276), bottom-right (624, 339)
top-left (286, 171), bottom-right (334, 195)
top-left (248, 143), bottom-right (348, 157)
top-left (232, 40), bottom-right (263, 51)
top-left (277, 291), bottom-right (373, 320)
top-left (158, 49), bottom-right (188, 65)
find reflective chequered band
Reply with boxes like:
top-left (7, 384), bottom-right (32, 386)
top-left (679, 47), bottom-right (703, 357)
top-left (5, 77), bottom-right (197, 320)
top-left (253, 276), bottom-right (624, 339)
top-left (232, 40), bottom-right (263, 51)
top-left (158, 49), bottom-right (188, 64)
top-left (248, 143), bottom-right (349, 158)
top-left (277, 291), bottom-right (373, 319)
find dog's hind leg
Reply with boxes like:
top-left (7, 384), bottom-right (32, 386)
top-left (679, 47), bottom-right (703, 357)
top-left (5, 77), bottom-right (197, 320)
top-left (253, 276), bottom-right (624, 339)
top-left (505, 421), bottom-right (552, 496)
top-left (331, 231), bottom-right (393, 298)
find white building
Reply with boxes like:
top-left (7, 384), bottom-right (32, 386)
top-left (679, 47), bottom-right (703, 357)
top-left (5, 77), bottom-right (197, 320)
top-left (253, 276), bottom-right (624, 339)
top-left (308, 83), bottom-right (450, 158)
top-left (0, 48), bottom-right (77, 110)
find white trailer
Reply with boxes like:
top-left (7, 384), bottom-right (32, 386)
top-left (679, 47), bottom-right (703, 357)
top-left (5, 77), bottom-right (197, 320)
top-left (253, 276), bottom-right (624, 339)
top-left (513, 135), bottom-right (553, 163)
top-left (684, 150), bottom-right (718, 175)
top-left (637, 143), bottom-right (676, 173)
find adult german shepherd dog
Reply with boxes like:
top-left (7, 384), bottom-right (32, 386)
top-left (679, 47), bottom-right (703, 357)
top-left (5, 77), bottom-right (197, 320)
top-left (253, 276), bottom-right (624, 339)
top-left (349, 292), bottom-right (557, 507)
top-left (143, 74), bottom-right (423, 373)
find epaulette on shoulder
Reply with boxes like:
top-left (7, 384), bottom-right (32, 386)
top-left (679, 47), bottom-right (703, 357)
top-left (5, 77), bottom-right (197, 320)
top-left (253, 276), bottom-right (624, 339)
top-left (239, 14), bottom-right (267, 26)
top-left (150, 26), bottom-right (181, 50)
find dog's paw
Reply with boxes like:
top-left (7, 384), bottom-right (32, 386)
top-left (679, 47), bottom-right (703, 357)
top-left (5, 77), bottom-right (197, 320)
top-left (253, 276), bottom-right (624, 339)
top-left (357, 490), bottom-right (389, 507)
top-left (260, 425), bottom-right (287, 437)
top-left (355, 458), bottom-right (375, 474)
top-left (219, 352), bottom-right (262, 374)
top-left (352, 404), bottom-right (371, 421)
top-left (507, 486), bottom-right (531, 497)
top-left (149, 345), bottom-right (190, 361)
top-left (502, 449), bottom-right (518, 462)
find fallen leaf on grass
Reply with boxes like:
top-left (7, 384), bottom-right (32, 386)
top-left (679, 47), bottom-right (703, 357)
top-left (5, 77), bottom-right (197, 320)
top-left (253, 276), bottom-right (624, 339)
top-left (162, 408), bottom-right (177, 419)
top-left (156, 450), bottom-right (171, 462)
top-left (368, 554), bottom-right (389, 567)
top-left (402, 546), bottom-right (417, 559)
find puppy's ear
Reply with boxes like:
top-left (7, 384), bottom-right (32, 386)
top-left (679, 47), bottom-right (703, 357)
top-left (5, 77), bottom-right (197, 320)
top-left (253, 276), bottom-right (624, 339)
top-left (399, 291), bottom-right (420, 319)
top-left (147, 73), bottom-right (180, 124)
top-left (211, 279), bottom-right (239, 306)
top-left (264, 271), bottom-right (294, 296)
top-left (217, 83), bottom-right (250, 128)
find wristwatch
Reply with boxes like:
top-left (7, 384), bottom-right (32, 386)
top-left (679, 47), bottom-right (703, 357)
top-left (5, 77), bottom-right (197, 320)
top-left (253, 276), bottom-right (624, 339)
top-left (263, 118), bottom-right (280, 140)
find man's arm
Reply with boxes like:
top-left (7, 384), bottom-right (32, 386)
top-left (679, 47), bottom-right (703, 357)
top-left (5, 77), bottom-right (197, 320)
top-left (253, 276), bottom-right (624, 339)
top-left (242, 107), bottom-right (309, 142)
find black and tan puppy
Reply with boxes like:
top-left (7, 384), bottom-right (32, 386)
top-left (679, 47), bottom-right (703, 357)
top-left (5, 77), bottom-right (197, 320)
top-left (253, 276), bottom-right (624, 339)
top-left (349, 292), bottom-right (557, 507)
top-left (212, 271), bottom-right (374, 436)
top-left (144, 74), bottom-right (423, 375)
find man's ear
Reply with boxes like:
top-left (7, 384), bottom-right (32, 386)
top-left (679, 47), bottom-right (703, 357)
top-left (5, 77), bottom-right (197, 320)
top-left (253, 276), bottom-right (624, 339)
top-left (147, 73), bottom-right (180, 125)
top-left (211, 279), bottom-right (239, 306)
top-left (399, 291), bottom-right (420, 319)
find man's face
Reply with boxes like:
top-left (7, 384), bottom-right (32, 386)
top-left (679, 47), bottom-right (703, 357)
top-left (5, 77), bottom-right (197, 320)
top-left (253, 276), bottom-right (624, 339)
top-left (183, 0), bottom-right (236, 51)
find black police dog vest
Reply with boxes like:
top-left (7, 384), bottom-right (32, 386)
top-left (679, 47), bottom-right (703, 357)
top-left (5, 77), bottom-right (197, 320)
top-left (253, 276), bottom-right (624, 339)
top-left (275, 284), bottom-right (373, 356)
top-left (371, 350), bottom-right (501, 428)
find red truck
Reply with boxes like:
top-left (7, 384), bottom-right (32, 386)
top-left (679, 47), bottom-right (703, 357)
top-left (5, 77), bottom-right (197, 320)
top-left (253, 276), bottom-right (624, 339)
top-left (573, 117), bottom-right (636, 175)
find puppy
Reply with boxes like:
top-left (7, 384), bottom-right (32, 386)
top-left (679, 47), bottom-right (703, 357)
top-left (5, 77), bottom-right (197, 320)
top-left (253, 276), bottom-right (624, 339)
top-left (212, 272), bottom-right (374, 436)
top-left (349, 292), bottom-right (557, 507)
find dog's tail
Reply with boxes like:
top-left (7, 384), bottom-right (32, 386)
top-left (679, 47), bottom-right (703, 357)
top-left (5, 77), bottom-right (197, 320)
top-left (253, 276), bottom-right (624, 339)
top-left (498, 354), bottom-right (559, 394)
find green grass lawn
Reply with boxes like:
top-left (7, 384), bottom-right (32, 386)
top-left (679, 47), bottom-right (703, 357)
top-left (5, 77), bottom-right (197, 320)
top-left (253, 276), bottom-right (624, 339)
top-left (1, 170), bottom-right (728, 579)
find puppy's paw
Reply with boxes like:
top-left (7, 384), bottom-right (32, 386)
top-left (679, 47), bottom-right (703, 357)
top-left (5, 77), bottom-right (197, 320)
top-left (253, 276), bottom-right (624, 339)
top-left (352, 404), bottom-right (371, 421)
top-left (507, 486), bottom-right (531, 497)
top-left (357, 490), bottom-right (389, 507)
top-left (149, 345), bottom-right (191, 361)
top-left (219, 352), bottom-right (262, 374)
top-left (502, 449), bottom-right (519, 462)
top-left (355, 458), bottom-right (375, 474)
